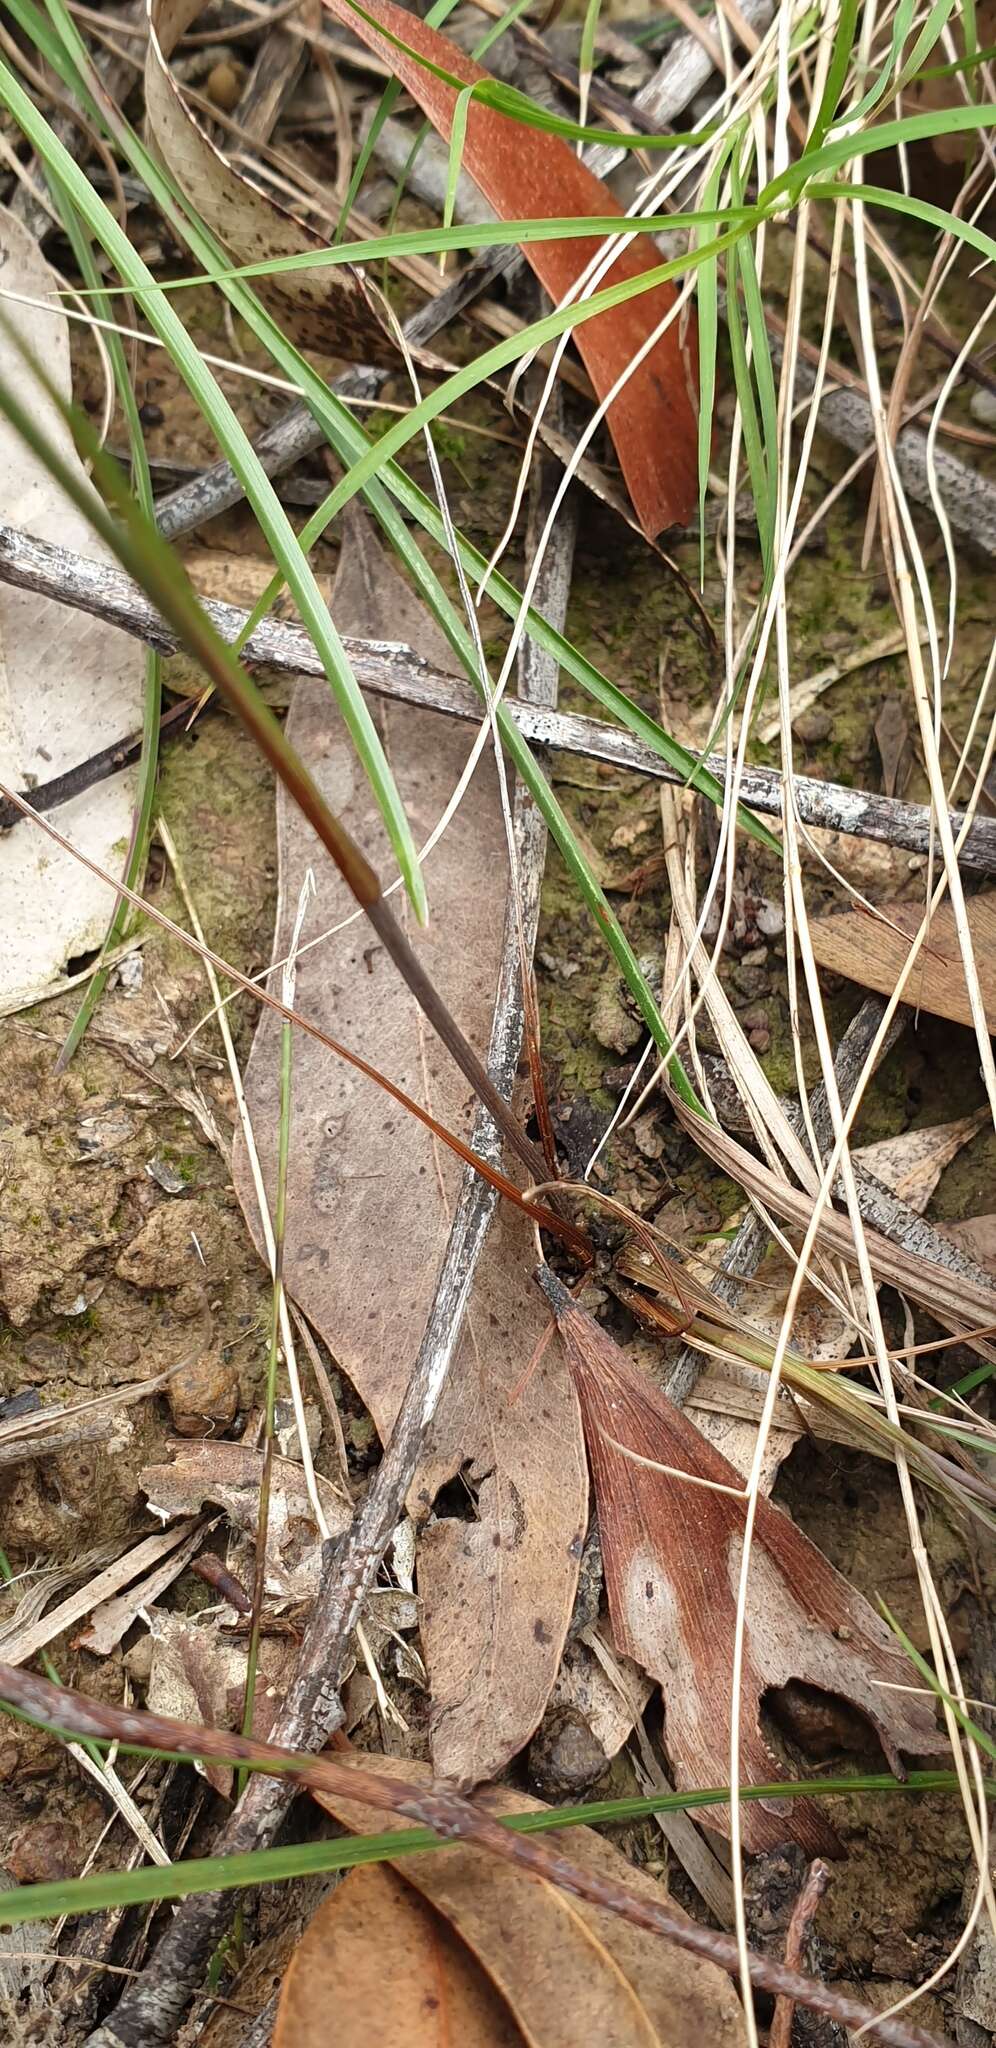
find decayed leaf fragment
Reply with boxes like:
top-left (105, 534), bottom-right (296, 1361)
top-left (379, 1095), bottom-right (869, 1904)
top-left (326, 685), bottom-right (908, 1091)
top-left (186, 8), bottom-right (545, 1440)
top-left (276, 1862), bottom-right (524, 2048)
top-left (320, 0), bottom-right (698, 536)
top-left (146, 0), bottom-right (392, 359)
top-left (235, 517), bottom-right (586, 1785)
top-left (311, 1753), bottom-right (748, 2047)
top-left (0, 206), bottom-right (142, 1009)
top-left (539, 1270), bottom-right (946, 1855)
top-left (808, 894), bottom-right (996, 1033)
top-left (141, 1441), bottom-right (350, 1600)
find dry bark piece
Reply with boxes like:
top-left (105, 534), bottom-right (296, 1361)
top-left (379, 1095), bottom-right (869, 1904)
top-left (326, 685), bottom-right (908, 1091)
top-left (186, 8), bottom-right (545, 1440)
top-left (808, 896), bottom-right (996, 1033)
top-left (235, 516), bottom-right (586, 1784)
top-left (145, 0), bottom-right (392, 360)
top-left (275, 1862), bottom-right (524, 2047)
top-left (320, 0), bottom-right (698, 537)
top-left (312, 1754), bottom-right (748, 2047)
top-left (0, 206), bottom-right (141, 1009)
top-left (140, 1441), bottom-right (350, 1600)
top-left (538, 1271), bottom-right (946, 1856)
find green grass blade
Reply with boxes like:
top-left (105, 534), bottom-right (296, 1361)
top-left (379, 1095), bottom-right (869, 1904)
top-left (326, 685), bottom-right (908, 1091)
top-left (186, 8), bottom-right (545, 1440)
top-left (694, 150), bottom-right (726, 586)
top-left (0, 1764), bottom-right (976, 1927)
top-left (445, 81), bottom-right (477, 233)
top-left (771, 98), bottom-right (996, 200)
top-left (808, 175), bottom-right (996, 268)
top-left (808, 0), bottom-right (860, 149)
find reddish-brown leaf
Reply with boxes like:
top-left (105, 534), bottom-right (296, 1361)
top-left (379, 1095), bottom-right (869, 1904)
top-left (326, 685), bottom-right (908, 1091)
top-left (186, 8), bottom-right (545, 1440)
top-left (320, 0), bottom-right (698, 536)
top-left (538, 1270), bottom-right (946, 1856)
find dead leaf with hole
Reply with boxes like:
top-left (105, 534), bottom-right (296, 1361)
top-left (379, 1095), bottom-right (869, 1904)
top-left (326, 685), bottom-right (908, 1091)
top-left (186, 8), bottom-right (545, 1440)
top-left (140, 1441), bottom-right (350, 1600)
top-left (0, 206), bottom-right (142, 1010)
top-left (809, 895), bottom-right (996, 1033)
top-left (234, 514), bottom-right (587, 1786)
top-left (145, 0), bottom-right (392, 359)
top-left (540, 1272), bottom-right (946, 1855)
top-left (276, 1862), bottom-right (523, 2048)
top-left (309, 1753), bottom-right (748, 2047)
top-left (320, 0), bottom-right (698, 537)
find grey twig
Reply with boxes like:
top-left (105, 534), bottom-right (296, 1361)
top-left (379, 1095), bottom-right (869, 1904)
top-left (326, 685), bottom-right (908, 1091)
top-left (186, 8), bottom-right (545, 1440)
top-left (3, 520), bottom-right (996, 877)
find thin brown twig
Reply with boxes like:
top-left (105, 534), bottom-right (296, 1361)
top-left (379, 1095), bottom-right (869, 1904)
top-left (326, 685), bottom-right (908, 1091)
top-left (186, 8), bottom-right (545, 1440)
top-left (0, 693), bottom-right (200, 831)
top-left (770, 1861), bottom-right (832, 2048)
top-left (0, 1664), bottom-right (950, 2048)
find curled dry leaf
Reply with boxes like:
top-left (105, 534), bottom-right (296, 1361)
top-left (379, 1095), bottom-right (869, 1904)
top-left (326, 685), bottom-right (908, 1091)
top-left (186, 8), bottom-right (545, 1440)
top-left (320, 0), bottom-right (698, 537)
top-left (539, 1270), bottom-right (946, 1856)
top-left (0, 206), bottom-right (141, 1009)
top-left (145, 0), bottom-right (392, 359)
top-left (276, 1862), bottom-right (523, 2048)
top-left (311, 1753), bottom-right (748, 2047)
top-left (808, 895), bottom-right (996, 1034)
top-left (235, 516), bottom-right (586, 1784)
top-left (141, 1441), bottom-right (350, 1600)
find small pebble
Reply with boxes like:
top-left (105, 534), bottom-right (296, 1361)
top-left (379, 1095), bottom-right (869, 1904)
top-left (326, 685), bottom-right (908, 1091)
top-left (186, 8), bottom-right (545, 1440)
top-left (206, 59), bottom-right (242, 111)
top-left (9, 1820), bottom-right (80, 1885)
top-left (146, 1154), bottom-right (187, 1195)
top-left (168, 1350), bottom-right (238, 1437)
top-left (794, 708), bottom-right (832, 743)
top-left (970, 384), bottom-right (996, 427)
top-left (528, 1707), bottom-right (608, 1798)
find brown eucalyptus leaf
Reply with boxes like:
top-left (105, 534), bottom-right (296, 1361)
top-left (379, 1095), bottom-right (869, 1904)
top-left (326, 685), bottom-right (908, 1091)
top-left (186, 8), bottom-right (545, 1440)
top-left (234, 514), bottom-right (586, 1785)
top-left (276, 1862), bottom-right (524, 2048)
top-left (809, 895), bottom-right (996, 1033)
top-left (541, 1274), bottom-right (946, 1856)
top-left (312, 1754), bottom-right (748, 2047)
top-left (320, 0), bottom-right (698, 537)
top-left (145, 0), bottom-right (392, 360)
